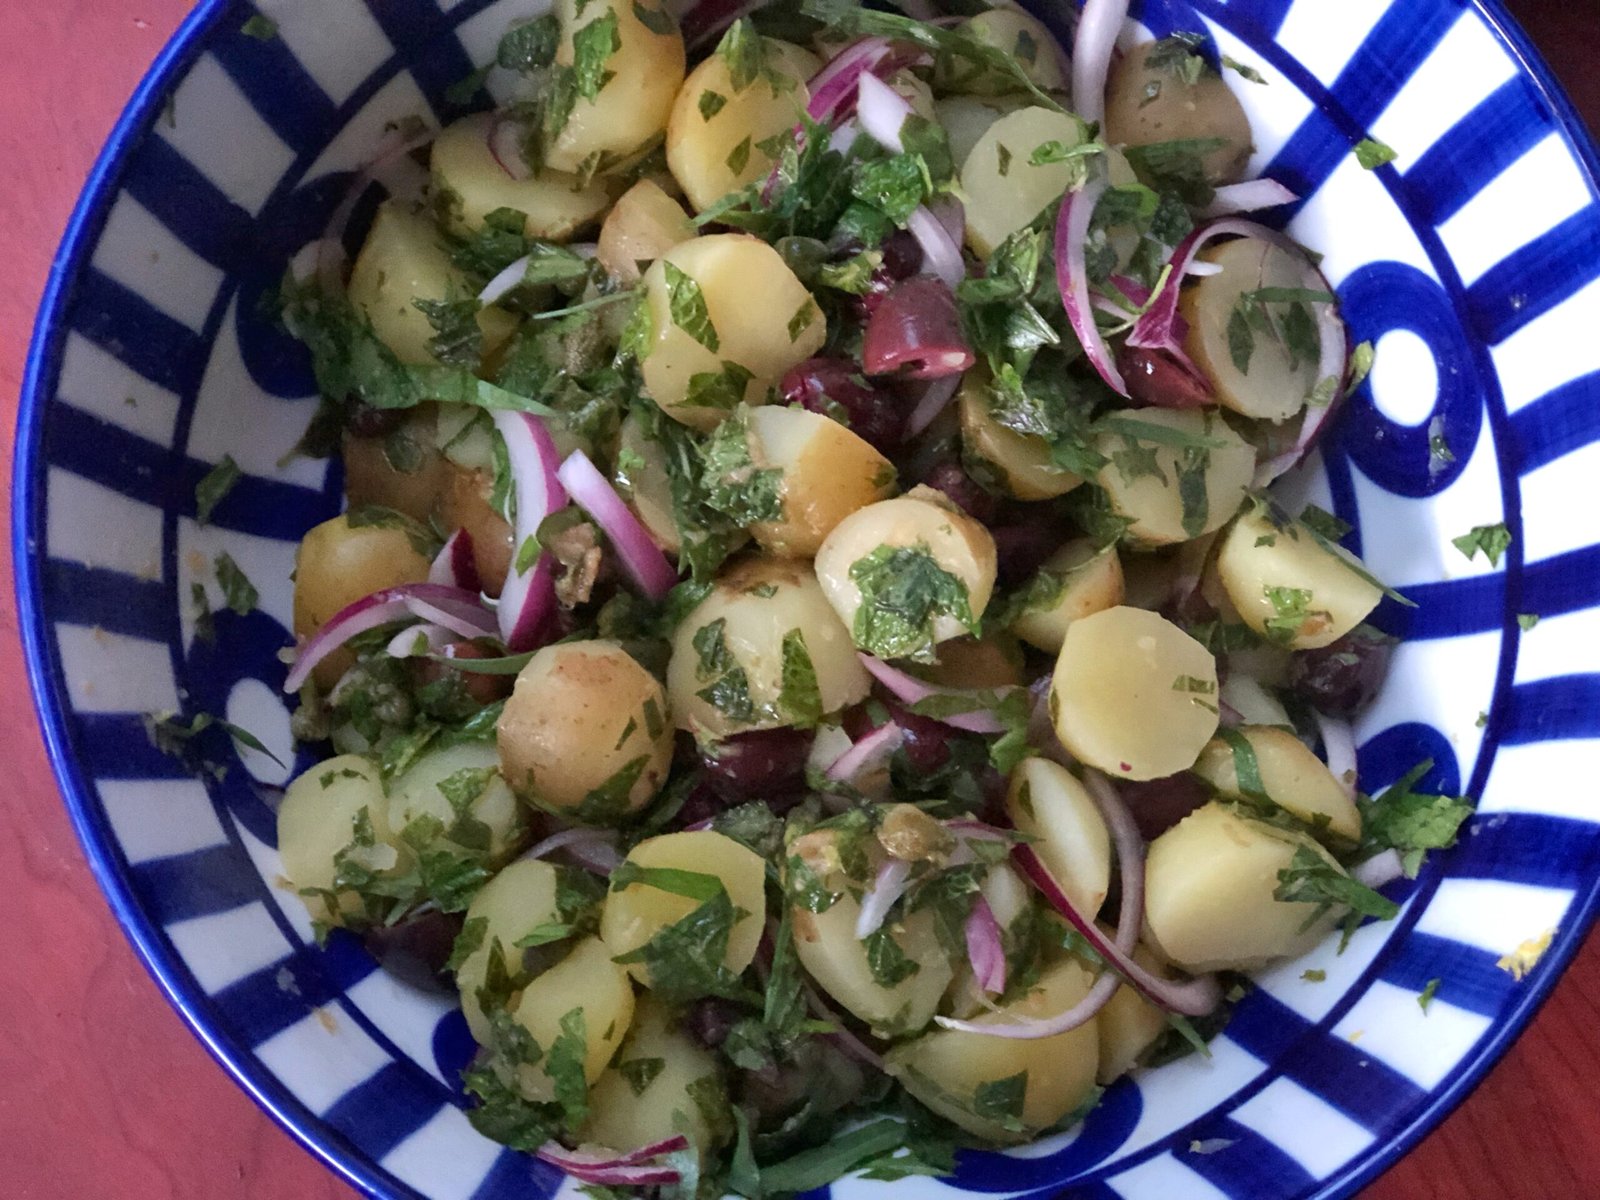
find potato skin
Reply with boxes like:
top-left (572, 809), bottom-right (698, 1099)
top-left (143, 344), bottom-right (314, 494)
top-left (747, 405), bottom-right (897, 558)
top-left (545, 0), bottom-right (686, 176)
top-left (431, 112), bottom-right (613, 241)
top-left (1093, 407), bottom-right (1257, 547)
top-left (511, 936), bottom-right (636, 1100)
top-left (1104, 45), bottom-right (1253, 186)
top-left (497, 640), bottom-right (674, 821)
top-left (666, 557), bottom-right (868, 739)
top-left (600, 830), bottom-right (767, 987)
top-left (277, 755), bottom-right (395, 927)
top-left (293, 514), bottom-right (432, 688)
top-left (639, 235), bottom-right (827, 431)
top-left (886, 958), bottom-right (1102, 1142)
top-left (597, 178), bottom-right (695, 283)
top-left (455, 859), bottom-right (564, 1043)
top-left (1010, 540), bottom-right (1126, 653)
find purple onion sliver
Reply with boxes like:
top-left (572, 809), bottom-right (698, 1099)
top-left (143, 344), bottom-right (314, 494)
top-left (857, 653), bottom-right (1017, 735)
top-left (385, 623), bottom-right (453, 659)
top-left (478, 252), bottom-right (531, 305)
top-left (825, 721), bottom-right (905, 783)
top-left (428, 528), bottom-right (480, 591)
top-left (1314, 711), bottom-right (1359, 800)
top-left (964, 894), bottom-right (1008, 994)
top-left (905, 375), bottom-right (962, 438)
top-left (1352, 848), bottom-right (1405, 890)
top-left (404, 596), bottom-right (498, 641)
top-left (282, 584), bottom-right (484, 693)
top-left (1199, 178), bottom-right (1299, 219)
top-left (854, 857), bottom-right (913, 940)
top-left (1055, 176), bottom-right (1129, 396)
top-left (491, 410), bottom-right (568, 650)
top-left (856, 72), bottom-right (913, 153)
top-left (1071, 0), bottom-right (1131, 127)
top-left (906, 206), bottom-right (966, 291)
top-left (556, 448), bottom-right (679, 602)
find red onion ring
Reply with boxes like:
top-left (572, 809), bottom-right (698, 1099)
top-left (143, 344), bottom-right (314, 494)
top-left (858, 654), bottom-right (1020, 735)
top-left (282, 583), bottom-right (493, 694)
top-left (491, 411), bottom-right (567, 651)
top-left (964, 894), bottom-right (1008, 995)
top-left (825, 721), bottom-right (905, 784)
top-left (535, 1136), bottom-right (688, 1186)
top-left (855, 857), bottom-right (913, 939)
top-left (479, 253), bottom-right (530, 306)
top-left (487, 113), bottom-right (531, 181)
top-left (906, 205), bottom-right (966, 291)
top-left (1055, 174), bottom-right (1129, 396)
top-left (404, 594), bottom-right (498, 641)
top-left (428, 528), bottom-right (481, 592)
top-left (1199, 178), bottom-right (1299, 219)
top-left (556, 449), bottom-right (678, 602)
top-left (1071, 0), bottom-right (1131, 128)
top-left (856, 71), bottom-right (914, 153)
top-left (385, 623), bottom-right (453, 659)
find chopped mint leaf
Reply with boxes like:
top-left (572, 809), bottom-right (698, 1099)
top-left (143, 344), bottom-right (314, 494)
top-left (618, 1055), bottom-right (666, 1096)
top-left (631, 0), bottom-right (675, 37)
top-left (1354, 138), bottom-right (1397, 170)
top-left (497, 15), bottom-right (560, 72)
top-left (863, 926), bottom-right (920, 987)
top-left (241, 14), bottom-right (277, 40)
top-left (725, 134), bottom-right (753, 175)
top-left (847, 542), bottom-right (975, 663)
top-left (700, 406), bottom-right (783, 523)
top-left (609, 862), bottom-right (726, 902)
top-left (446, 915), bottom-right (488, 973)
top-left (1452, 522), bottom-right (1513, 567)
top-left (1299, 504), bottom-right (1351, 543)
top-left (195, 456), bottom-right (241, 525)
top-left (1517, 612), bottom-right (1540, 631)
top-left (1357, 759), bottom-right (1474, 877)
top-left (972, 1069), bottom-right (1028, 1129)
top-left (1275, 845), bottom-right (1399, 930)
top-left (1302, 968), bottom-right (1327, 982)
top-left (663, 261), bottom-right (719, 351)
top-left (191, 582), bottom-right (215, 645)
top-left (414, 296), bottom-right (485, 369)
top-left (572, 12), bottom-right (621, 101)
top-left (1418, 977), bottom-right (1442, 1012)
top-left (698, 89), bottom-right (728, 121)
top-left (787, 296), bottom-right (819, 342)
top-left (514, 922), bottom-right (575, 949)
top-left (716, 17), bottom-right (767, 92)
top-left (777, 629), bottom-right (823, 726)
top-left (214, 552), bottom-right (258, 616)
top-left (611, 887), bottom-right (754, 1003)
top-left (1222, 54), bottom-right (1266, 83)
top-left (1144, 32), bottom-right (1208, 87)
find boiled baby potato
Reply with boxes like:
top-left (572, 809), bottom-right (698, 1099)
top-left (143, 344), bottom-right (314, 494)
top-left (667, 556), bottom-right (868, 738)
top-left (887, 959), bottom-right (1101, 1142)
top-left (582, 996), bottom-right (729, 1155)
top-left (746, 405), bottom-right (896, 558)
top-left (958, 372), bottom-right (1081, 500)
top-left (1010, 540), bottom-right (1126, 653)
top-left (454, 858), bottom-right (564, 1043)
top-left (787, 832), bottom-right (954, 1036)
top-left (1096, 939), bottom-right (1175, 1084)
top-left (389, 740), bottom-right (526, 863)
top-left (1051, 605), bottom-right (1219, 781)
top-left (601, 830), bottom-right (766, 987)
top-left (511, 936), bottom-right (635, 1100)
top-left (544, 0), bottom-right (686, 175)
top-left (937, 8), bottom-right (1067, 97)
top-left (639, 235), bottom-right (827, 431)
top-left (1215, 506), bottom-right (1383, 649)
top-left (917, 632), bottom-right (1025, 690)
top-left (431, 112), bottom-right (613, 241)
top-left (597, 178), bottom-right (695, 282)
top-left (935, 94), bottom-right (1019, 167)
top-left (1093, 407), bottom-right (1256, 546)
top-left (497, 640), bottom-right (674, 820)
top-left (1006, 757), bottom-right (1111, 918)
top-left (962, 107), bottom-right (1091, 258)
top-left (666, 35), bottom-right (811, 212)
top-left (1181, 237), bottom-right (1335, 422)
top-left (614, 410), bottom-right (682, 554)
top-left (813, 486), bottom-right (997, 661)
top-left (1193, 725), bottom-right (1361, 844)
top-left (347, 202), bottom-right (515, 364)
top-left (1143, 802), bottom-right (1345, 972)
top-left (292, 513), bottom-right (431, 688)
top-left (1104, 42), bottom-right (1252, 186)
top-left (277, 755), bottom-right (394, 927)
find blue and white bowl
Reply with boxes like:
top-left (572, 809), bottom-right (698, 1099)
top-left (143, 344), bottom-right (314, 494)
top-left (17, 1), bottom-right (1600, 1197)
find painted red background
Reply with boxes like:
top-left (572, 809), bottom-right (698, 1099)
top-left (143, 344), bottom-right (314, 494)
top-left (1, 3), bottom-right (1597, 1197)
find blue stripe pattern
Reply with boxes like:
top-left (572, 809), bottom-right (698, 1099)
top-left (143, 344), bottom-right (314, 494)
top-left (17, 1), bottom-right (1600, 1199)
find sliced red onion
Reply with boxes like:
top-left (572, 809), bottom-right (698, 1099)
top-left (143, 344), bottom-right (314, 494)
top-left (826, 721), bottom-right (905, 784)
top-left (520, 826), bottom-right (618, 864)
top-left (479, 253), bottom-right (530, 306)
top-left (1127, 219), bottom-right (1293, 355)
top-left (945, 818), bottom-right (1013, 842)
top-left (1013, 842), bottom-right (1220, 1016)
top-left (855, 858), bottom-right (913, 939)
top-left (282, 583), bottom-right (493, 694)
top-left (491, 411), bottom-right (567, 651)
top-left (428, 529), bottom-right (481, 592)
top-left (1218, 697), bottom-right (1245, 728)
top-left (1199, 179), bottom-right (1299, 219)
top-left (904, 375), bottom-right (962, 438)
top-left (926, 195), bottom-right (966, 247)
top-left (1352, 847), bottom-right (1404, 890)
top-left (857, 71), bottom-right (914, 153)
top-left (801, 978), bottom-right (886, 1071)
top-left (906, 206), bottom-right (966, 291)
top-left (827, 117), bottom-right (862, 155)
top-left (862, 275), bottom-right (974, 379)
top-left (1027, 675), bottom-right (1077, 769)
top-left (1072, 0), bottom-right (1131, 128)
top-left (318, 122), bottom-right (437, 290)
top-left (805, 37), bottom-right (898, 127)
top-left (965, 894), bottom-right (1008, 994)
top-left (487, 113), bottom-right (531, 181)
top-left (1315, 711), bottom-right (1359, 800)
top-left (858, 654), bottom-right (1019, 735)
top-left (404, 594), bottom-right (498, 641)
top-left (386, 623), bottom-right (453, 659)
top-left (535, 1137), bottom-right (686, 1186)
top-left (1055, 175), bottom-right (1129, 397)
top-left (1253, 283), bottom-right (1348, 485)
top-left (556, 449), bottom-right (678, 602)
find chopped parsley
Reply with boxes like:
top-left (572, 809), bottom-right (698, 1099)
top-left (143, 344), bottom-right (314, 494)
top-left (414, 296), bottom-right (484, 368)
top-left (1354, 138), bottom-right (1397, 170)
top-left (1274, 845), bottom-right (1399, 930)
top-left (972, 1070), bottom-right (1028, 1130)
top-left (662, 261), bottom-right (719, 351)
top-left (1418, 977), bottom-right (1442, 1012)
top-left (847, 542), bottom-right (975, 663)
top-left (1452, 522), bottom-right (1513, 567)
top-left (1302, 969), bottom-right (1327, 982)
top-left (1227, 286), bottom-right (1332, 377)
top-left (1517, 612), bottom-right (1540, 631)
top-left (214, 552), bottom-right (258, 615)
top-left (241, 13), bottom-right (277, 40)
top-left (699, 89), bottom-right (728, 121)
top-left (195, 456), bottom-right (241, 525)
top-left (1357, 759), bottom-right (1474, 877)
top-left (700, 406), bottom-right (784, 524)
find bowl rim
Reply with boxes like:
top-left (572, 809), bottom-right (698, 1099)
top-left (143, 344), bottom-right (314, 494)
top-left (14, 2), bottom-right (1600, 1198)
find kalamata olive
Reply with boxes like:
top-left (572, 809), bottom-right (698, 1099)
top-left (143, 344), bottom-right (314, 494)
top-left (362, 908), bottom-right (464, 993)
top-left (1287, 625), bottom-right (1395, 717)
top-left (862, 275), bottom-right (975, 380)
top-left (920, 460), bottom-right (1000, 524)
top-left (884, 702), bottom-right (956, 773)
top-left (413, 641), bottom-right (512, 706)
top-left (780, 357), bottom-right (904, 453)
top-left (1119, 772), bottom-right (1211, 841)
top-left (736, 1037), bottom-right (866, 1128)
top-left (682, 997), bottom-right (743, 1050)
top-left (991, 523), bottom-right (1063, 586)
top-left (345, 400), bottom-right (403, 438)
top-left (878, 230), bottom-right (924, 281)
top-left (701, 727), bottom-right (814, 800)
top-left (1117, 344), bottom-right (1215, 410)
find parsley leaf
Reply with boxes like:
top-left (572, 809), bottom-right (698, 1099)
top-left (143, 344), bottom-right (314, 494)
top-left (1418, 977), bottom-right (1442, 1012)
top-left (195, 456), bottom-right (241, 524)
top-left (1452, 522), bottom-right (1513, 566)
top-left (663, 261), bottom-right (719, 351)
top-left (1517, 612), bottom-right (1540, 631)
top-left (1357, 759), bottom-right (1474, 877)
top-left (414, 296), bottom-right (484, 368)
top-left (847, 542), bottom-right (975, 663)
top-left (497, 16), bottom-right (560, 73)
top-left (1275, 845), bottom-right (1399, 930)
top-left (214, 552), bottom-right (258, 615)
top-left (700, 406), bottom-right (784, 523)
top-left (1354, 138), bottom-right (1397, 170)
top-left (972, 1069), bottom-right (1028, 1129)
top-left (241, 14), bottom-right (277, 40)
top-left (611, 887), bottom-right (755, 1003)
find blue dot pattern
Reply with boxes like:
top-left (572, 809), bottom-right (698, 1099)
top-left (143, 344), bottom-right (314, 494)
top-left (14, 1), bottom-right (1600, 1198)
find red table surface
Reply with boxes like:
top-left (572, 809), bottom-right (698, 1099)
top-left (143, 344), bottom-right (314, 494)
top-left (2, 3), bottom-right (1599, 1198)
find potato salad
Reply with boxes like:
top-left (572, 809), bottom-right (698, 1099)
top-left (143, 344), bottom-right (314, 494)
top-left (267, 0), bottom-right (1475, 1192)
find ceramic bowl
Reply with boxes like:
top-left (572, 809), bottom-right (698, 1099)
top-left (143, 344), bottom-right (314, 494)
top-left (18, 1), bottom-right (1600, 1197)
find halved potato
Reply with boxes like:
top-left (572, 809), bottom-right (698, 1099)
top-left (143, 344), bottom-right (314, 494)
top-left (597, 178), bottom-right (695, 282)
top-left (747, 405), bottom-right (896, 558)
top-left (511, 936), bottom-right (635, 1100)
top-left (581, 996), bottom-right (728, 1155)
top-left (1006, 757), bottom-right (1111, 918)
top-left (958, 372), bottom-right (1081, 500)
top-left (454, 858), bottom-right (565, 1044)
top-left (1010, 540), bottom-right (1126, 653)
top-left (614, 410), bottom-right (682, 554)
top-left (431, 112), bottom-right (613, 241)
top-left (1193, 724), bottom-right (1361, 843)
top-left (938, 8), bottom-right (1068, 96)
top-left (1105, 43), bottom-right (1252, 186)
top-left (962, 107), bottom-right (1092, 258)
top-left (277, 755), bottom-right (395, 928)
top-left (1093, 408), bottom-right (1256, 547)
